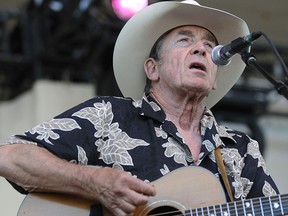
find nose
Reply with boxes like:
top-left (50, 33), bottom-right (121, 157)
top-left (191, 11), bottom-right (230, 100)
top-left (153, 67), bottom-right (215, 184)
top-left (190, 41), bottom-right (206, 56)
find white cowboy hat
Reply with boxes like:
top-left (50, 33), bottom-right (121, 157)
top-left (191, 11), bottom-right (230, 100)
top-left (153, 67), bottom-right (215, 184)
top-left (113, 0), bottom-right (250, 108)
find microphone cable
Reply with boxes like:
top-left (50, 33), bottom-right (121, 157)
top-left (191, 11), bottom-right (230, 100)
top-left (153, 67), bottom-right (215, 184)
top-left (257, 31), bottom-right (288, 82)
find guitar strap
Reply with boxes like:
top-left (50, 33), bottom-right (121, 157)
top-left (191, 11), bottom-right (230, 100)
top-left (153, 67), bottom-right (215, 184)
top-left (215, 147), bottom-right (234, 202)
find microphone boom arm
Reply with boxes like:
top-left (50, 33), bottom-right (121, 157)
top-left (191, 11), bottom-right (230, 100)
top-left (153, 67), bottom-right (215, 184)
top-left (241, 52), bottom-right (288, 100)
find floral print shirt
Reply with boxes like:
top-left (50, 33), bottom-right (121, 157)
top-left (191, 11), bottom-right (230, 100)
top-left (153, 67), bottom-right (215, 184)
top-left (4, 93), bottom-right (279, 202)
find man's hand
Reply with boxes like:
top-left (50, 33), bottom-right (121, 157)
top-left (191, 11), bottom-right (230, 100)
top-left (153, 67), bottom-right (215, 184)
top-left (87, 167), bottom-right (156, 216)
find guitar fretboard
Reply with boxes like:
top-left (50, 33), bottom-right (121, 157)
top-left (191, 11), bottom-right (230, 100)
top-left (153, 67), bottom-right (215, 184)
top-left (185, 194), bottom-right (288, 216)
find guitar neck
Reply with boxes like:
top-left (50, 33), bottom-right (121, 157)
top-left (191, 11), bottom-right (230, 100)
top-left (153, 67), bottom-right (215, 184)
top-left (186, 194), bottom-right (288, 216)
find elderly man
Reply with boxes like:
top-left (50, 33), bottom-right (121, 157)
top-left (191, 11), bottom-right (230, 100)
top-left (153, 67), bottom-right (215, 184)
top-left (0, 1), bottom-right (279, 216)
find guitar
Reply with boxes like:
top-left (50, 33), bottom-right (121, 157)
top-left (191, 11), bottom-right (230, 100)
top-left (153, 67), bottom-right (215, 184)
top-left (17, 166), bottom-right (288, 216)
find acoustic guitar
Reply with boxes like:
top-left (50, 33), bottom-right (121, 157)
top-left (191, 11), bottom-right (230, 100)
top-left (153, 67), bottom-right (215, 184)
top-left (17, 166), bottom-right (288, 216)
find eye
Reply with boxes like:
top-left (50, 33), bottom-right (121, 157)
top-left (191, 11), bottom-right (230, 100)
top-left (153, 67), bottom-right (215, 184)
top-left (204, 41), bottom-right (215, 51)
top-left (177, 37), bottom-right (192, 46)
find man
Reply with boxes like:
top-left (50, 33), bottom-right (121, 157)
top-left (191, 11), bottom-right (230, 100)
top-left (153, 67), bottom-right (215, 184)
top-left (0, 1), bottom-right (279, 216)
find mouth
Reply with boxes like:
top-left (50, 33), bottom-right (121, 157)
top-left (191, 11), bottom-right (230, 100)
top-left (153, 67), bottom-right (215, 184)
top-left (189, 62), bottom-right (207, 72)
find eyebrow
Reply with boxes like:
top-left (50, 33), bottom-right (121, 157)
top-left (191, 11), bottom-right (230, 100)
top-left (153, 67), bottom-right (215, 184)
top-left (178, 30), bottom-right (194, 37)
top-left (177, 29), bottom-right (218, 44)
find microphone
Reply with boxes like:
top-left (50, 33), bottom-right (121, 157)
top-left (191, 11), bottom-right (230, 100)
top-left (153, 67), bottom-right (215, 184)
top-left (211, 31), bottom-right (262, 66)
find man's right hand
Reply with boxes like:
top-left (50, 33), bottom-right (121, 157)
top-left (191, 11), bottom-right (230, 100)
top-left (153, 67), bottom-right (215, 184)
top-left (86, 167), bottom-right (156, 216)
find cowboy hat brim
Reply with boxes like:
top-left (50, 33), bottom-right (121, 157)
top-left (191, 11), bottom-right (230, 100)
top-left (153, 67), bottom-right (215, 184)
top-left (113, 0), bottom-right (250, 108)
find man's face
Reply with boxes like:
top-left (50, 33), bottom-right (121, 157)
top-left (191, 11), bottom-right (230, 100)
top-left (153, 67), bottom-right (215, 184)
top-left (147, 25), bottom-right (218, 97)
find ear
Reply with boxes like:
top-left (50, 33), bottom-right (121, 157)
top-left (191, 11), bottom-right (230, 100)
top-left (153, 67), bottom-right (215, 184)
top-left (144, 58), bottom-right (159, 81)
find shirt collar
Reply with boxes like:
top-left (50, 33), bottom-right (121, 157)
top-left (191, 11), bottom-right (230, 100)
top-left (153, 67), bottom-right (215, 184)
top-left (137, 93), bottom-right (166, 123)
top-left (201, 108), bottom-right (237, 146)
top-left (138, 93), bottom-right (236, 145)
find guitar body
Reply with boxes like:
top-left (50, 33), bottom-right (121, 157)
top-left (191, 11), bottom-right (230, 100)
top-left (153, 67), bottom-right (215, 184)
top-left (17, 166), bottom-right (226, 216)
top-left (134, 166), bottom-right (226, 216)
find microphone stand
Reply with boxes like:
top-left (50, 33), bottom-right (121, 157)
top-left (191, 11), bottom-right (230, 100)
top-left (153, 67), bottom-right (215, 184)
top-left (240, 52), bottom-right (288, 100)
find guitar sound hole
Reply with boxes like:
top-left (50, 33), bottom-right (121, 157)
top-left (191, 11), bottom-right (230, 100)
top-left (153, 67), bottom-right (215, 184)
top-left (147, 206), bottom-right (183, 216)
